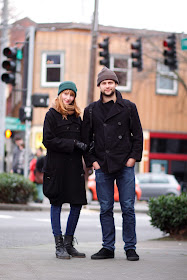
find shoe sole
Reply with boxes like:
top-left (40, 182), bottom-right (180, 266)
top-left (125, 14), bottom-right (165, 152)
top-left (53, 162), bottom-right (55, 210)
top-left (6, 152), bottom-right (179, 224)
top-left (71, 255), bottom-right (86, 258)
top-left (127, 257), bottom-right (139, 261)
top-left (56, 255), bottom-right (71, 259)
top-left (91, 256), bottom-right (114, 260)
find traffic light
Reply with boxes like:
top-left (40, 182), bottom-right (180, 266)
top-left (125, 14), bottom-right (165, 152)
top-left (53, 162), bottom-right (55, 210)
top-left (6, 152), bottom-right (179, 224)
top-left (19, 106), bottom-right (33, 122)
top-left (32, 93), bottom-right (49, 107)
top-left (98, 37), bottom-right (109, 68)
top-left (5, 129), bottom-right (12, 139)
top-left (131, 38), bottom-right (143, 72)
top-left (163, 33), bottom-right (177, 71)
top-left (1, 47), bottom-right (17, 85)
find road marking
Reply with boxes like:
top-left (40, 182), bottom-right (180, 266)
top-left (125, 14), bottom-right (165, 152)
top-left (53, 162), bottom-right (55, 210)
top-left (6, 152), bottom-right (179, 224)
top-left (34, 218), bottom-right (51, 222)
top-left (0, 215), bottom-right (13, 219)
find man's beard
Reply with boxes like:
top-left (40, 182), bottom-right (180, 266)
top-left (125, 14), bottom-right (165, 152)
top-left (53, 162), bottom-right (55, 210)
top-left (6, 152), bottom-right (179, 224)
top-left (101, 90), bottom-right (115, 98)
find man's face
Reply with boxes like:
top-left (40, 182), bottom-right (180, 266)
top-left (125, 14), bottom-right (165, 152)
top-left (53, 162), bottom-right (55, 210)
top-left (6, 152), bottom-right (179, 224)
top-left (15, 139), bottom-right (23, 147)
top-left (99, 80), bottom-right (116, 96)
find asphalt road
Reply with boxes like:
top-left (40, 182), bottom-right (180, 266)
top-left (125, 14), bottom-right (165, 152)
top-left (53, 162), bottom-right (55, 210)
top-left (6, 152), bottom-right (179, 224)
top-left (0, 209), bottom-right (164, 248)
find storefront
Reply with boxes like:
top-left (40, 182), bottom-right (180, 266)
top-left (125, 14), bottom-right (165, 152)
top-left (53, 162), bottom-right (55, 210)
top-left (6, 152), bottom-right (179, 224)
top-left (149, 132), bottom-right (187, 188)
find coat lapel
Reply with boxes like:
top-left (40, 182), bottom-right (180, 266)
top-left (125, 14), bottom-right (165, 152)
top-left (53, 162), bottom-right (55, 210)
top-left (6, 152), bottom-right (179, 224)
top-left (104, 90), bottom-right (125, 122)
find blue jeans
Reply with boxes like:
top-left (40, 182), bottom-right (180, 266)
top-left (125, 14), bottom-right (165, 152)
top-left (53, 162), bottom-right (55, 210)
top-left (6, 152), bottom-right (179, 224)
top-left (95, 166), bottom-right (136, 251)
top-left (50, 204), bottom-right (82, 236)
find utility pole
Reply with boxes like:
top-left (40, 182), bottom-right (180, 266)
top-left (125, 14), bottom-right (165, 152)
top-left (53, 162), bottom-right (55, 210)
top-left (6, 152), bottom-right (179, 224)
top-left (24, 26), bottom-right (35, 178)
top-left (0, 0), bottom-right (8, 173)
top-left (87, 0), bottom-right (99, 105)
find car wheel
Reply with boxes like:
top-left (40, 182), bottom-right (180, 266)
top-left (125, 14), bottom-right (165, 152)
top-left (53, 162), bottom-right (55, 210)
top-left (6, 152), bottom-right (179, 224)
top-left (86, 189), bottom-right (93, 204)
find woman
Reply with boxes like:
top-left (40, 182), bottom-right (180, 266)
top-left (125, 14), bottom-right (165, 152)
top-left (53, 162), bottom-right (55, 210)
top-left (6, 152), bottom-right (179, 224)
top-left (29, 147), bottom-right (44, 203)
top-left (42, 81), bottom-right (87, 259)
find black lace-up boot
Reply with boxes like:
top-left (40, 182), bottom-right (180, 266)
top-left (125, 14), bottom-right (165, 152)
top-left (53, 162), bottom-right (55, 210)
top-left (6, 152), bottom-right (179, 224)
top-left (64, 235), bottom-right (86, 258)
top-left (54, 235), bottom-right (71, 259)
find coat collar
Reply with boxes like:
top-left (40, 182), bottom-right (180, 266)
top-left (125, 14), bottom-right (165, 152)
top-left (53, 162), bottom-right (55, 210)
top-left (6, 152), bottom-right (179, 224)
top-left (98, 90), bottom-right (125, 121)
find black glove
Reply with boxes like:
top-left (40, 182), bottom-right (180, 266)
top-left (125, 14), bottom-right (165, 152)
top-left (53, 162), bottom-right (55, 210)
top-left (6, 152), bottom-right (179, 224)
top-left (74, 140), bottom-right (88, 152)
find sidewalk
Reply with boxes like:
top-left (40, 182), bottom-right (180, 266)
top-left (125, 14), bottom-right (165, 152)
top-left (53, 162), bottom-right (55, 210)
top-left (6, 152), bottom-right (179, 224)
top-left (0, 201), bottom-right (186, 280)
top-left (0, 200), bottom-right (149, 213)
top-left (0, 239), bottom-right (186, 280)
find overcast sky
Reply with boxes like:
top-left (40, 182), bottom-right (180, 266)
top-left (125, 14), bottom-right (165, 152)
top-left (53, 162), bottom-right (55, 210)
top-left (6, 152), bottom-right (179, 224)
top-left (10, 0), bottom-right (187, 34)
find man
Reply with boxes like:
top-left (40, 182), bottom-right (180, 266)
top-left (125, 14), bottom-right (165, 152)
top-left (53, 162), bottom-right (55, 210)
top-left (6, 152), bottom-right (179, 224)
top-left (82, 67), bottom-right (143, 261)
top-left (11, 135), bottom-right (24, 174)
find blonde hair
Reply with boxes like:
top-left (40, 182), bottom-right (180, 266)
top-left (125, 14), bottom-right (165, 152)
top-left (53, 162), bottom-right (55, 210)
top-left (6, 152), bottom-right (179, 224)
top-left (55, 89), bottom-right (81, 119)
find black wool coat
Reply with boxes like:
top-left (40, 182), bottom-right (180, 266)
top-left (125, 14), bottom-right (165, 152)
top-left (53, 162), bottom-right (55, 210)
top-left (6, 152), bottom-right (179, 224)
top-left (42, 108), bottom-right (87, 206)
top-left (82, 90), bottom-right (143, 174)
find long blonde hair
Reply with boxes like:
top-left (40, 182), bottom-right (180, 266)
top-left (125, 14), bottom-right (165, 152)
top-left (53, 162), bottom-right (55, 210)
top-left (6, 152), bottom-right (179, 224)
top-left (55, 89), bottom-right (81, 119)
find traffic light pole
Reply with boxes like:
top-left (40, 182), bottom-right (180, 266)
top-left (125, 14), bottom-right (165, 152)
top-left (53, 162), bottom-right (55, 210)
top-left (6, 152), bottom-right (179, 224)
top-left (0, 0), bottom-right (8, 173)
top-left (24, 26), bottom-right (35, 178)
top-left (87, 0), bottom-right (99, 105)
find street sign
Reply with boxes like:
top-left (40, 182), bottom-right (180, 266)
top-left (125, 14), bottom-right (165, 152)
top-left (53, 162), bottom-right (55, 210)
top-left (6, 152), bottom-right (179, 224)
top-left (5, 123), bottom-right (25, 131)
top-left (5, 117), bottom-right (25, 131)
top-left (181, 38), bottom-right (187, 50)
top-left (6, 117), bottom-right (21, 124)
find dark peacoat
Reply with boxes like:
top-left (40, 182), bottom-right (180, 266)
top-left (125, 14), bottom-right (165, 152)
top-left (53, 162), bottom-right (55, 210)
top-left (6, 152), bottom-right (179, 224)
top-left (42, 108), bottom-right (87, 206)
top-left (82, 90), bottom-right (143, 174)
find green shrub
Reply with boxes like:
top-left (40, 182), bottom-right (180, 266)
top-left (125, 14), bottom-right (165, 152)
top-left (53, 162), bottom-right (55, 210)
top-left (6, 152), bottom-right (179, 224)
top-left (0, 173), bottom-right (37, 204)
top-left (148, 194), bottom-right (187, 237)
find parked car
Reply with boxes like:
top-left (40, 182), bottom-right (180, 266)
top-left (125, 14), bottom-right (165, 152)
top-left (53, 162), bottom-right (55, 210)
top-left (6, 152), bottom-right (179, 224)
top-left (87, 171), bottom-right (142, 204)
top-left (136, 173), bottom-right (181, 201)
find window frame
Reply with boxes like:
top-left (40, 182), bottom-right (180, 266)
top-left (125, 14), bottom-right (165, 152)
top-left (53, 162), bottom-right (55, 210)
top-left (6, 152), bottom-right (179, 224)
top-left (110, 54), bottom-right (132, 92)
top-left (41, 51), bottom-right (65, 87)
top-left (156, 62), bottom-right (178, 95)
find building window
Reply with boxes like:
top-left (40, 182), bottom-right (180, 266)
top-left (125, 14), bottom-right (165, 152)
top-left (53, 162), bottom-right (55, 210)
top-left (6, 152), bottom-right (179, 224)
top-left (150, 138), bottom-right (187, 154)
top-left (110, 55), bottom-right (132, 92)
top-left (156, 62), bottom-right (178, 95)
top-left (41, 52), bottom-right (65, 87)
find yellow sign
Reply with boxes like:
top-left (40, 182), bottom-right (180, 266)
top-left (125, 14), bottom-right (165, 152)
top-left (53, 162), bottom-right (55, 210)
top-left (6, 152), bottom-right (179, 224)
top-left (35, 132), bottom-right (45, 150)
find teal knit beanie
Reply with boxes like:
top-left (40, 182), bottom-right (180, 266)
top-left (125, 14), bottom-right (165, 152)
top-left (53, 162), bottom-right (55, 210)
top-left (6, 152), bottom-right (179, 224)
top-left (58, 81), bottom-right (77, 96)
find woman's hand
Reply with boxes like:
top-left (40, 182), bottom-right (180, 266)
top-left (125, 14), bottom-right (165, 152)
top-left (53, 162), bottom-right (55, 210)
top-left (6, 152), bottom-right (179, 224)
top-left (74, 140), bottom-right (88, 152)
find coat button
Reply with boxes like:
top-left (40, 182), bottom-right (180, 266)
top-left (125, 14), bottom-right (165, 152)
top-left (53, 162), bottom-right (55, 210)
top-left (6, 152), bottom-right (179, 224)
top-left (106, 150), bottom-right (109, 153)
top-left (118, 122), bottom-right (121, 125)
top-left (67, 127), bottom-right (70, 130)
top-left (103, 123), bottom-right (107, 127)
top-left (118, 135), bottom-right (122, 139)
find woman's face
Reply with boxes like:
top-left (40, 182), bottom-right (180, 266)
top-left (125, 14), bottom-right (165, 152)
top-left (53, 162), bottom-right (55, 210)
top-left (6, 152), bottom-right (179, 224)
top-left (60, 91), bottom-right (75, 105)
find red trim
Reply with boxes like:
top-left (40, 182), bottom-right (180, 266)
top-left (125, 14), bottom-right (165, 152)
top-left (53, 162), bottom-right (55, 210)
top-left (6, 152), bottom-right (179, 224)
top-left (149, 153), bottom-right (187, 161)
top-left (150, 132), bottom-right (187, 139)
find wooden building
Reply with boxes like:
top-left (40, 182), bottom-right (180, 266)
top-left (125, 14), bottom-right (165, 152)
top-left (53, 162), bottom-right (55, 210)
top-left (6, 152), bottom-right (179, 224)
top-left (6, 19), bottom-right (187, 183)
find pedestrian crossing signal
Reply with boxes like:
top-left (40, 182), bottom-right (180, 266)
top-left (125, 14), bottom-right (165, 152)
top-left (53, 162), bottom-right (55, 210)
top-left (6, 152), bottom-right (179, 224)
top-left (5, 129), bottom-right (12, 139)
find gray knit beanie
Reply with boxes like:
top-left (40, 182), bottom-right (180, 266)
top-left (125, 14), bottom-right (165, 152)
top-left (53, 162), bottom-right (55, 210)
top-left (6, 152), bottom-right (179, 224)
top-left (58, 81), bottom-right (77, 96)
top-left (97, 67), bottom-right (119, 86)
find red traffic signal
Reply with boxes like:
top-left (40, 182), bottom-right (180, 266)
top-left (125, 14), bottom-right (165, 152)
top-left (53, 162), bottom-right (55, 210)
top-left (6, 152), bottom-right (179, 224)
top-left (163, 34), bottom-right (177, 71)
top-left (3, 47), bottom-right (17, 59)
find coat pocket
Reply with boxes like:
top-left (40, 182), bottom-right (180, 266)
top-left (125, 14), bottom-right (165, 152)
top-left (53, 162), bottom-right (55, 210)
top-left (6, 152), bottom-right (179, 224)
top-left (43, 169), bottom-right (58, 199)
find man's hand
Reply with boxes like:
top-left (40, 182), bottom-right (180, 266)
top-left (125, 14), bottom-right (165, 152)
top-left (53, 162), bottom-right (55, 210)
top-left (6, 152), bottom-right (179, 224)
top-left (126, 158), bottom-right (136, 167)
top-left (93, 161), bottom-right (100, 170)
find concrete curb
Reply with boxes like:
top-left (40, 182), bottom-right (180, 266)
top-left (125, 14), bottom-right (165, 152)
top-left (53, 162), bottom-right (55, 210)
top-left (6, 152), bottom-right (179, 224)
top-left (0, 201), bottom-right (149, 213)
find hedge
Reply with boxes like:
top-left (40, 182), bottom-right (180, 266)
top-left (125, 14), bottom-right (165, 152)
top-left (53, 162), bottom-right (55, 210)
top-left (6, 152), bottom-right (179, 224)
top-left (0, 173), bottom-right (37, 204)
top-left (148, 194), bottom-right (187, 238)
